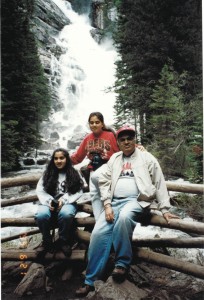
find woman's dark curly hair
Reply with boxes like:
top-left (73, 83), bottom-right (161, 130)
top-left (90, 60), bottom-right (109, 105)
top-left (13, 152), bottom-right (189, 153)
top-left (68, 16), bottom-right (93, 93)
top-left (42, 148), bottom-right (83, 196)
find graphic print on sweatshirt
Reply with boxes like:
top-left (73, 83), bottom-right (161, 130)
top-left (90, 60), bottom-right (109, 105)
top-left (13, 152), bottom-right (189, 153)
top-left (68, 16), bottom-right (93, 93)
top-left (86, 138), bottom-right (111, 160)
top-left (119, 161), bottom-right (134, 178)
top-left (113, 158), bottom-right (139, 199)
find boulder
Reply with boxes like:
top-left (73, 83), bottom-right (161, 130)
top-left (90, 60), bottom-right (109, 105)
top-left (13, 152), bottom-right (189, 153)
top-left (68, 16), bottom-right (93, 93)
top-left (87, 277), bottom-right (148, 300)
top-left (14, 263), bottom-right (45, 296)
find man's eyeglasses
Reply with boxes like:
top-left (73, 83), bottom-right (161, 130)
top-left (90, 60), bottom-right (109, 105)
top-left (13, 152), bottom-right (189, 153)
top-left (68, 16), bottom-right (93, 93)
top-left (118, 136), bottom-right (135, 143)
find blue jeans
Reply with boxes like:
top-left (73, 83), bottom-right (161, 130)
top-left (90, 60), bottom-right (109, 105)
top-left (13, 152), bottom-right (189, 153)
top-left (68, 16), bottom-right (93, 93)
top-left (35, 203), bottom-right (77, 244)
top-left (85, 197), bottom-right (145, 287)
top-left (89, 164), bottom-right (107, 221)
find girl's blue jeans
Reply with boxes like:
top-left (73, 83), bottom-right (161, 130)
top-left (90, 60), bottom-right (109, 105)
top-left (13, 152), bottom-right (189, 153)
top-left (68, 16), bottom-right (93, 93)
top-left (35, 203), bottom-right (77, 244)
top-left (85, 197), bottom-right (145, 287)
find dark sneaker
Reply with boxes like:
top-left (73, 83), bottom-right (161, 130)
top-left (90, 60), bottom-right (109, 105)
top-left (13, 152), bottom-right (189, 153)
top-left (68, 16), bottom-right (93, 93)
top-left (54, 239), bottom-right (72, 257)
top-left (112, 266), bottom-right (127, 283)
top-left (75, 284), bottom-right (95, 297)
top-left (36, 241), bottom-right (54, 263)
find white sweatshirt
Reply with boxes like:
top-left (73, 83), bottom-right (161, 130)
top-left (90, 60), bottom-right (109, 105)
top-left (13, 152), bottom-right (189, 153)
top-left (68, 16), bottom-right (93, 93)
top-left (36, 172), bottom-right (83, 206)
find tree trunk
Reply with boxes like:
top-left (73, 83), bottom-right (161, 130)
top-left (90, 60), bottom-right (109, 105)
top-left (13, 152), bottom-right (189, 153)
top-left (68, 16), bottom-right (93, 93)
top-left (2, 216), bottom-right (204, 235)
top-left (133, 247), bottom-right (204, 279)
top-left (1, 249), bottom-right (86, 261)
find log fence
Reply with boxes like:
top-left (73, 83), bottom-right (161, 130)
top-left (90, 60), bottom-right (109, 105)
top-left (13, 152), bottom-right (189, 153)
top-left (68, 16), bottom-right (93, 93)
top-left (1, 174), bottom-right (204, 279)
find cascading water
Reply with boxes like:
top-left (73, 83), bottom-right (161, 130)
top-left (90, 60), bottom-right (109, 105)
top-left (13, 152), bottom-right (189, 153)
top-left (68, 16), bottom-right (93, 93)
top-left (41, 0), bottom-right (118, 149)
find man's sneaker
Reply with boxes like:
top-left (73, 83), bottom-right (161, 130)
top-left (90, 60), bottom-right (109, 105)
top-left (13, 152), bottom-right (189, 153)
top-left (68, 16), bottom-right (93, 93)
top-left (75, 284), bottom-right (95, 297)
top-left (112, 266), bottom-right (127, 283)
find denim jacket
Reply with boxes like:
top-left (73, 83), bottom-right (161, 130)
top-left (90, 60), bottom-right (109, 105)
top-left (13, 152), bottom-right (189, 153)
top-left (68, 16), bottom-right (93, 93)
top-left (98, 149), bottom-right (171, 215)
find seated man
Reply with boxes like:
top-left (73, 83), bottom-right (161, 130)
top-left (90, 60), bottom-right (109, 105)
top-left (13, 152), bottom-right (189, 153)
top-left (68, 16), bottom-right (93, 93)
top-left (76, 125), bottom-right (179, 297)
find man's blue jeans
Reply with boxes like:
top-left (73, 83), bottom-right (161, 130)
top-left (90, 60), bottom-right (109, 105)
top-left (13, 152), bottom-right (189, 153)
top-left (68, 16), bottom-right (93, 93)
top-left (85, 197), bottom-right (145, 287)
top-left (89, 164), bottom-right (107, 221)
top-left (35, 203), bottom-right (77, 244)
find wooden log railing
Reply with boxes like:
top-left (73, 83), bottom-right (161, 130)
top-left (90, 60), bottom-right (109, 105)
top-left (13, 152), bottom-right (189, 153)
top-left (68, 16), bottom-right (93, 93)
top-left (1, 175), bottom-right (204, 279)
top-left (1, 174), bottom-right (204, 194)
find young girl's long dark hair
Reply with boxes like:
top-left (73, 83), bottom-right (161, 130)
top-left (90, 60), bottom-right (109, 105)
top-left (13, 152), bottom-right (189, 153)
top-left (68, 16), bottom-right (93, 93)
top-left (43, 148), bottom-right (83, 196)
top-left (88, 112), bottom-right (116, 137)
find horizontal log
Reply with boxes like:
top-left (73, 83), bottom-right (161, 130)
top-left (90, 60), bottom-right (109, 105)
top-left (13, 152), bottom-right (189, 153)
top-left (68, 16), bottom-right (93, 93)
top-left (134, 247), bottom-right (204, 279)
top-left (1, 217), bottom-right (95, 228)
top-left (1, 174), bottom-right (204, 194)
top-left (1, 215), bottom-right (204, 235)
top-left (75, 228), bottom-right (91, 244)
top-left (77, 203), bottom-right (93, 214)
top-left (75, 230), bottom-right (204, 248)
top-left (1, 174), bottom-right (42, 188)
top-left (166, 181), bottom-right (204, 195)
top-left (149, 215), bottom-right (204, 235)
top-left (132, 237), bottom-right (204, 248)
top-left (1, 196), bottom-right (92, 214)
top-left (1, 229), bottom-right (40, 243)
top-left (1, 249), bottom-right (86, 261)
top-left (1, 195), bottom-right (38, 207)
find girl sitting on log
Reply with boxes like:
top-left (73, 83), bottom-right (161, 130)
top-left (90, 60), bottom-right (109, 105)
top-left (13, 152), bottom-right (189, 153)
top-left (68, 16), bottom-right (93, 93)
top-left (35, 148), bottom-right (83, 257)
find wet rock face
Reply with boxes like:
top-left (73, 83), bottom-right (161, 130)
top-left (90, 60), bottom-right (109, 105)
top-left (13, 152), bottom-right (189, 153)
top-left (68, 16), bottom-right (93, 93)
top-left (31, 0), bottom-right (71, 107)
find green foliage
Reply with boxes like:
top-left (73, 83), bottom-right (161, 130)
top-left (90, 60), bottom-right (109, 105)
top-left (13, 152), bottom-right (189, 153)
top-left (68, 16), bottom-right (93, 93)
top-left (184, 94), bottom-right (203, 182)
top-left (172, 194), bottom-right (204, 222)
top-left (1, 120), bottom-right (20, 171)
top-left (1, 0), bottom-right (51, 172)
top-left (148, 62), bottom-right (188, 177)
top-left (113, 0), bottom-right (202, 181)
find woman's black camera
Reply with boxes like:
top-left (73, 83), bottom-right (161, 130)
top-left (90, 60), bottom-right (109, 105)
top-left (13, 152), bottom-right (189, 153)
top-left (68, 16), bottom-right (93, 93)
top-left (51, 193), bottom-right (62, 211)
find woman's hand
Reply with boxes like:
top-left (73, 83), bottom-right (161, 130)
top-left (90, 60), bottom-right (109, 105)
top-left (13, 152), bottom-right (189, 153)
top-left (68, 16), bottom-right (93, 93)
top-left (57, 199), bottom-right (63, 212)
top-left (163, 212), bottom-right (180, 224)
top-left (105, 205), bottom-right (114, 223)
top-left (136, 144), bottom-right (146, 151)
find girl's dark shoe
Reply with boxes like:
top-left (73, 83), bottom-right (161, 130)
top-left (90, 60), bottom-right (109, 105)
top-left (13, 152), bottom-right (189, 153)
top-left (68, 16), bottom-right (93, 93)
top-left (54, 239), bottom-right (72, 257)
top-left (75, 284), bottom-right (95, 297)
top-left (36, 241), bottom-right (54, 263)
top-left (112, 266), bottom-right (127, 283)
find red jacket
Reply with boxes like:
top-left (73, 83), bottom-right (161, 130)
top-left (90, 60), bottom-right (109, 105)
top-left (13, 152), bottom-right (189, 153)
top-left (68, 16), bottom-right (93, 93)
top-left (71, 131), bottom-right (119, 165)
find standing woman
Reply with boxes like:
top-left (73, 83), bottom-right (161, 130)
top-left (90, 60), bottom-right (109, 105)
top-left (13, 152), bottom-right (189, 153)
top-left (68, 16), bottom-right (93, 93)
top-left (71, 112), bottom-right (119, 220)
top-left (35, 148), bottom-right (84, 257)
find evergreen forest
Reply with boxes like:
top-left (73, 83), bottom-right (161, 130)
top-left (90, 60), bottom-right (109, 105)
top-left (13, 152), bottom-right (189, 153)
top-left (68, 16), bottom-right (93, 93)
top-left (1, 0), bottom-right (51, 172)
top-left (1, 0), bottom-right (203, 183)
top-left (112, 0), bottom-right (202, 181)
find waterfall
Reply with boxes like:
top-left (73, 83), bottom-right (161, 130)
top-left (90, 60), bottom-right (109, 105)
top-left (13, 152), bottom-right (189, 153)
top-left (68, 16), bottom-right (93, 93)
top-left (42, 0), bottom-right (118, 149)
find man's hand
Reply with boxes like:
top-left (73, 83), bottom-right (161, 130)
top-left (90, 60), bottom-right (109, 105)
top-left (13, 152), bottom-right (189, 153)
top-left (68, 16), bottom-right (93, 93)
top-left (163, 212), bottom-right (180, 224)
top-left (105, 205), bottom-right (114, 223)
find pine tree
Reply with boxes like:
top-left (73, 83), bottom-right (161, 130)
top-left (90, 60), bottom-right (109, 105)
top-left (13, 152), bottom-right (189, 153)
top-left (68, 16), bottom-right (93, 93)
top-left (1, 0), bottom-right (51, 172)
top-left (149, 62), bottom-right (187, 177)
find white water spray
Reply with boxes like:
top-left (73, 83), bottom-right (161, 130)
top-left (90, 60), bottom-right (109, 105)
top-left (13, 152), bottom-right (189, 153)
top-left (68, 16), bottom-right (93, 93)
top-left (48, 0), bottom-right (118, 147)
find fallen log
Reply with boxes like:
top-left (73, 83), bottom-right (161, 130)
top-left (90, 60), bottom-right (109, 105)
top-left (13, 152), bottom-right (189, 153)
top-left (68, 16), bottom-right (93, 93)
top-left (2, 216), bottom-right (204, 235)
top-left (148, 215), bottom-right (204, 235)
top-left (1, 229), bottom-right (40, 243)
top-left (75, 228), bottom-right (91, 244)
top-left (166, 181), bottom-right (204, 195)
top-left (1, 196), bottom-right (93, 216)
top-left (1, 195), bottom-right (38, 207)
top-left (1, 174), bottom-right (42, 188)
top-left (133, 247), bottom-right (204, 280)
top-left (1, 249), bottom-right (86, 261)
top-left (132, 237), bottom-right (204, 248)
top-left (75, 230), bottom-right (204, 248)
top-left (1, 217), bottom-right (95, 228)
top-left (1, 175), bottom-right (204, 194)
